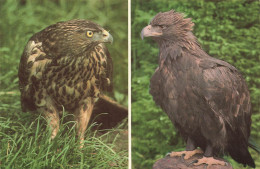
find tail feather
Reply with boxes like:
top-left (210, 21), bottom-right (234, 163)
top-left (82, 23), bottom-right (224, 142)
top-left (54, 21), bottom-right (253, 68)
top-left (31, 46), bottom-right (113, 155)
top-left (249, 136), bottom-right (260, 153)
top-left (229, 147), bottom-right (255, 168)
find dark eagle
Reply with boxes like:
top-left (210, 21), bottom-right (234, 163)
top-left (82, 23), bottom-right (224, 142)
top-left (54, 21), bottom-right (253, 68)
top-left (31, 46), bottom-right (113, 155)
top-left (18, 19), bottom-right (113, 145)
top-left (141, 10), bottom-right (255, 167)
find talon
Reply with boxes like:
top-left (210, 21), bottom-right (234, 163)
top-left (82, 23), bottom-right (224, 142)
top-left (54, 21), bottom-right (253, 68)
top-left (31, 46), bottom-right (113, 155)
top-left (181, 153), bottom-right (185, 162)
top-left (165, 152), bottom-right (171, 157)
top-left (168, 149), bottom-right (204, 160)
top-left (193, 156), bottom-right (226, 167)
top-left (188, 159), bottom-right (198, 166)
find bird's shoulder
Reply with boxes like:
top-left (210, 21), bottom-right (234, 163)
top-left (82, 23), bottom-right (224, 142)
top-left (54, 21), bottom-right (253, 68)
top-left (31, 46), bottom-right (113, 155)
top-left (197, 56), bottom-right (247, 92)
top-left (19, 37), bottom-right (46, 81)
top-left (198, 56), bottom-right (238, 72)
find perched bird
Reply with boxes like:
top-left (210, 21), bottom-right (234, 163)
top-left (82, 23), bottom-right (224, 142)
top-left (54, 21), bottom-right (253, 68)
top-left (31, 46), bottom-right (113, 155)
top-left (141, 10), bottom-right (256, 168)
top-left (18, 19), bottom-right (113, 145)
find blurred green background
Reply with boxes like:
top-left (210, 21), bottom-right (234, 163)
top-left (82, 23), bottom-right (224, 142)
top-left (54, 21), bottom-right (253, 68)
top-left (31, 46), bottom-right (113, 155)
top-left (131, 0), bottom-right (259, 168)
top-left (0, 0), bottom-right (128, 168)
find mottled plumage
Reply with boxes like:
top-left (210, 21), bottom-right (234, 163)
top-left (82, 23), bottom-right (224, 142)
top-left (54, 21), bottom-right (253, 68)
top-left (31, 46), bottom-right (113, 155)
top-left (18, 19), bottom-right (113, 144)
top-left (141, 10), bottom-right (255, 167)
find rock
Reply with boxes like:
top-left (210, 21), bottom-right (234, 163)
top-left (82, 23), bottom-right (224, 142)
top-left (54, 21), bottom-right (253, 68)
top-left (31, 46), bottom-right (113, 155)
top-left (153, 153), bottom-right (233, 169)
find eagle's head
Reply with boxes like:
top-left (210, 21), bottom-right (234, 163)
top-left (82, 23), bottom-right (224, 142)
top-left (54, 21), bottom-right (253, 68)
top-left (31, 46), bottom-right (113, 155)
top-left (141, 10), bottom-right (194, 43)
top-left (36, 19), bottom-right (113, 57)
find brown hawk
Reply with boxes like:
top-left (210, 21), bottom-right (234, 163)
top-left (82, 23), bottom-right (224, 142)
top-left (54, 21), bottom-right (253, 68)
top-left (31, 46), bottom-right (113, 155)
top-left (18, 19), bottom-right (113, 145)
top-left (141, 10), bottom-right (255, 167)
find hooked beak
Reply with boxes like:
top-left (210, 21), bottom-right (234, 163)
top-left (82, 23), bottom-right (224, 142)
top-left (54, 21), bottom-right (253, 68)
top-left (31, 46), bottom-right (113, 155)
top-left (141, 25), bottom-right (163, 40)
top-left (102, 30), bottom-right (113, 44)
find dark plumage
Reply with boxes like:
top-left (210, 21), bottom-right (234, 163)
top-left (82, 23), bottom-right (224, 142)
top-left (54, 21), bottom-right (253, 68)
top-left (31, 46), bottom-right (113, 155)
top-left (18, 19), bottom-right (113, 144)
top-left (141, 10), bottom-right (255, 167)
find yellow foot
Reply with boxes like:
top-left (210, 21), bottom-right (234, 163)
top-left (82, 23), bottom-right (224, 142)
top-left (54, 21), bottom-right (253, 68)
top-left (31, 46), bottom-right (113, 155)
top-left (79, 138), bottom-right (84, 149)
top-left (193, 157), bottom-right (226, 167)
top-left (169, 149), bottom-right (203, 160)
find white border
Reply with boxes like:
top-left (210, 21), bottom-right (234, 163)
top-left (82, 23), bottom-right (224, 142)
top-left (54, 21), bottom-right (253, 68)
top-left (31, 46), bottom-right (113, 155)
top-left (128, 0), bottom-right (132, 168)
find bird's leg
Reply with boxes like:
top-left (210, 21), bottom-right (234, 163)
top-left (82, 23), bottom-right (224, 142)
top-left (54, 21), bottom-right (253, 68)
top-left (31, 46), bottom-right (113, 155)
top-left (169, 137), bottom-right (203, 160)
top-left (75, 98), bottom-right (94, 148)
top-left (192, 144), bottom-right (227, 167)
top-left (42, 106), bottom-right (60, 140)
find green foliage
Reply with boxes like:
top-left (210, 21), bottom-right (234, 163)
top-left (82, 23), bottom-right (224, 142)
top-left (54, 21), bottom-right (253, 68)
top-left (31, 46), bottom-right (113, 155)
top-left (132, 0), bottom-right (260, 168)
top-left (0, 0), bottom-right (128, 168)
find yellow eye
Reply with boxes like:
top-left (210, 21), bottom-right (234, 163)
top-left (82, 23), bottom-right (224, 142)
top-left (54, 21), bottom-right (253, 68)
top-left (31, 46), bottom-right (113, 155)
top-left (86, 31), bottom-right (93, 37)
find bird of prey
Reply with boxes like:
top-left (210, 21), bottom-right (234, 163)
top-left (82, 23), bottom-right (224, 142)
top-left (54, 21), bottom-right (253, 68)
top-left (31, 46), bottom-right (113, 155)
top-left (18, 19), bottom-right (113, 145)
top-left (141, 10), bottom-right (255, 168)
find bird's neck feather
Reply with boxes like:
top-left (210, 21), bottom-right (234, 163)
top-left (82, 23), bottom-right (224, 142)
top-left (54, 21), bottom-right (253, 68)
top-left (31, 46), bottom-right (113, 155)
top-left (157, 33), bottom-right (207, 67)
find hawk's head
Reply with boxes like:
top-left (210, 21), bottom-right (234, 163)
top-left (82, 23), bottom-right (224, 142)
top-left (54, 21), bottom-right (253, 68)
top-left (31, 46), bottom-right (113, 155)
top-left (36, 19), bottom-right (113, 57)
top-left (141, 10), bottom-right (194, 43)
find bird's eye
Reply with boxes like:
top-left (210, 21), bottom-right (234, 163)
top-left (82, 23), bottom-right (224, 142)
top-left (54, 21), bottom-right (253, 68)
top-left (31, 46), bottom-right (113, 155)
top-left (86, 31), bottom-right (94, 38)
top-left (158, 25), bottom-right (166, 29)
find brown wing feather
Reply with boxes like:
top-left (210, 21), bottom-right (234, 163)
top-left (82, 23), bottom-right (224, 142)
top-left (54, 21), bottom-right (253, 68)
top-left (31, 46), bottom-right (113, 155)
top-left (199, 58), bottom-right (253, 165)
top-left (200, 60), bottom-right (251, 135)
top-left (18, 38), bottom-right (43, 111)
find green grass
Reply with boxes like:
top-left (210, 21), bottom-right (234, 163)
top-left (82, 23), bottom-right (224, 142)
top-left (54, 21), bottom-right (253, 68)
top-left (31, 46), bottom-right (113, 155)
top-left (0, 110), bottom-right (128, 168)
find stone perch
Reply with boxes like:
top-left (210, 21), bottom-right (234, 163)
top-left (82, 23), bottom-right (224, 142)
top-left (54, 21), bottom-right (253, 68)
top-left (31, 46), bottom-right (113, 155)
top-left (153, 154), bottom-right (233, 169)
